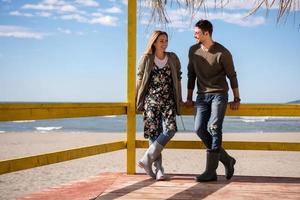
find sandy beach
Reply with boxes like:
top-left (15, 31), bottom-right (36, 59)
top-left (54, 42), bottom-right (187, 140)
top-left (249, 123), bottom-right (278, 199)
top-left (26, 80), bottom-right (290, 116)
top-left (0, 131), bottom-right (300, 200)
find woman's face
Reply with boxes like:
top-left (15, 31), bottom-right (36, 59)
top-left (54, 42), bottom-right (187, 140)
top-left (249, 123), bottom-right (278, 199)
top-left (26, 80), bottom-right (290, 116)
top-left (153, 34), bottom-right (168, 52)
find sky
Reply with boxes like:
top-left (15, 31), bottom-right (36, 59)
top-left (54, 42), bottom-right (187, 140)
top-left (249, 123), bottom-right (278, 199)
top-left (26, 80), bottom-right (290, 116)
top-left (0, 0), bottom-right (299, 103)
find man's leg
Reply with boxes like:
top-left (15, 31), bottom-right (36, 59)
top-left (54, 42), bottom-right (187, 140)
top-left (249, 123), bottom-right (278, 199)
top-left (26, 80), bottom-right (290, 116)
top-left (209, 94), bottom-right (236, 180)
top-left (194, 94), bottom-right (220, 182)
top-left (194, 94), bottom-right (212, 148)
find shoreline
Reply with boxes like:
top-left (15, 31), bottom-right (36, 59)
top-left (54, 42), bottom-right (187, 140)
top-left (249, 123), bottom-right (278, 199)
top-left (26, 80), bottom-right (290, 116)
top-left (0, 131), bottom-right (299, 199)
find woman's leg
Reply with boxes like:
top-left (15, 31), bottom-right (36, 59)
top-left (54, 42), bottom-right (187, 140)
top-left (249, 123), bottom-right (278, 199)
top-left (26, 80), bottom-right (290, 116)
top-left (138, 103), bottom-right (161, 178)
top-left (149, 137), bottom-right (165, 181)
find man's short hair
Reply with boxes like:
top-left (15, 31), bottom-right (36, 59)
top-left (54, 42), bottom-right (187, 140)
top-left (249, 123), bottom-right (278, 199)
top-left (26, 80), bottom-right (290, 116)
top-left (195, 19), bottom-right (213, 36)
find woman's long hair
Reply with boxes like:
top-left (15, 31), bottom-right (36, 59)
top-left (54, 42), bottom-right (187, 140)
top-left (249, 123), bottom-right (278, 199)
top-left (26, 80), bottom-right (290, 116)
top-left (144, 30), bottom-right (168, 55)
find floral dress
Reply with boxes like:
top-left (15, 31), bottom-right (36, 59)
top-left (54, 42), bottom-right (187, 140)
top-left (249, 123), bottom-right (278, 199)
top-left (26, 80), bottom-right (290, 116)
top-left (143, 64), bottom-right (177, 139)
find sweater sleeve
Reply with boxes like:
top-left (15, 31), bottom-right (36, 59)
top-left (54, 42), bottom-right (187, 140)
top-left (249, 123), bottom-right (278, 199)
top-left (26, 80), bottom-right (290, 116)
top-left (171, 53), bottom-right (182, 80)
top-left (137, 54), bottom-right (148, 80)
top-left (221, 50), bottom-right (238, 89)
top-left (187, 47), bottom-right (196, 90)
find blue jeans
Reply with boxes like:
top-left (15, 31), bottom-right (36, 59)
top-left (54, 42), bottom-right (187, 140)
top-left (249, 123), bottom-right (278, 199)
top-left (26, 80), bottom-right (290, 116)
top-left (150, 130), bottom-right (176, 146)
top-left (194, 93), bottom-right (228, 152)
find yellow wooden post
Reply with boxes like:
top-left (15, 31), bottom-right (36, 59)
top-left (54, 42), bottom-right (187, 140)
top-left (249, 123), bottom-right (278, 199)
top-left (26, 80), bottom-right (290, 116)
top-left (127, 0), bottom-right (137, 174)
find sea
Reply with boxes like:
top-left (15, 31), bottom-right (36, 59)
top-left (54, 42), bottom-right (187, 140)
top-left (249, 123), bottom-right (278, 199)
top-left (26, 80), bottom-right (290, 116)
top-left (0, 115), bottom-right (300, 134)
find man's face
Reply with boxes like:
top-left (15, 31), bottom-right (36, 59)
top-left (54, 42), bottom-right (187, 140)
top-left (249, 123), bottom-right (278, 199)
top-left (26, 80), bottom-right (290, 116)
top-left (194, 27), bottom-right (206, 43)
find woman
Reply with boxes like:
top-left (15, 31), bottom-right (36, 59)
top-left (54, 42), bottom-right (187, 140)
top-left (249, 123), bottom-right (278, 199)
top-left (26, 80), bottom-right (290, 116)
top-left (136, 31), bottom-right (183, 180)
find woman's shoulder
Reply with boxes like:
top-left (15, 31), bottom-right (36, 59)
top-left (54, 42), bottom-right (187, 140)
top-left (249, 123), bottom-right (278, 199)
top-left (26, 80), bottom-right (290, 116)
top-left (166, 52), bottom-right (179, 59)
top-left (139, 53), bottom-right (154, 63)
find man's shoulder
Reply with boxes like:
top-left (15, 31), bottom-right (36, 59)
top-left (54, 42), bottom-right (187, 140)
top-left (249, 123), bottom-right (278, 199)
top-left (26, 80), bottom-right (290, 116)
top-left (189, 43), bottom-right (200, 54)
top-left (214, 42), bottom-right (231, 54)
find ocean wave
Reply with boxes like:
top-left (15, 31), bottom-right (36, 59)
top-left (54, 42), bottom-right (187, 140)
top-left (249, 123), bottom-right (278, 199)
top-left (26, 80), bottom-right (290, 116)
top-left (0, 131), bottom-right (5, 133)
top-left (12, 120), bottom-right (36, 123)
top-left (35, 127), bottom-right (62, 131)
top-left (103, 115), bottom-right (117, 118)
top-left (240, 117), bottom-right (267, 123)
top-left (239, 116), bottom-right (300, 123)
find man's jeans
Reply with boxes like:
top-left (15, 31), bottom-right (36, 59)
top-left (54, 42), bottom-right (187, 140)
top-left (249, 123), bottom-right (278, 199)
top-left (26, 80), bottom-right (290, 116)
top-left (194, 93), bottom-right (228, 152)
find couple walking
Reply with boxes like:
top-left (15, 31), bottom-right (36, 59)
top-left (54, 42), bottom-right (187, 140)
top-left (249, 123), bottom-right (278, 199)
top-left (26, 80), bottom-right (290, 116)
top-left (136, 19), bottom-right (241, 182)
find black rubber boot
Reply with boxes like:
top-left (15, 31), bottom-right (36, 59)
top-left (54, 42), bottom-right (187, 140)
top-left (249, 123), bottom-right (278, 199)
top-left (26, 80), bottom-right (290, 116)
top-left (195, 151), bottom-right (220, 182)
top-left (219, 148), bottom-right (236, 180)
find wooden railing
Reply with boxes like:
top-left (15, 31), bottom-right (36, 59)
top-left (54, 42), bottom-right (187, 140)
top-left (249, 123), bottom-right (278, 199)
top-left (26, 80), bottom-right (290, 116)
top-left (0, 103), bottom-right (300, 175)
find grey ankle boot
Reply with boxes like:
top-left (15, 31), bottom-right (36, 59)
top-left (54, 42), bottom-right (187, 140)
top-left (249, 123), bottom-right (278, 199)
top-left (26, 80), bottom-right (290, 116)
top-left (154, 154), bottom-right (165, 181)
top-left (219, 148), bottom-right (236, 180)
top-left (138, 141), bottom-right (164, 178)
top-left (195, 151), bottom-right (220, 182)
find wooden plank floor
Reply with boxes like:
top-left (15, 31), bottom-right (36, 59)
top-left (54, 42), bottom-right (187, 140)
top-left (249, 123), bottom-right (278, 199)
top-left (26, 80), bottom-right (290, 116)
top-left (18, 173), bottom-right (300, 200)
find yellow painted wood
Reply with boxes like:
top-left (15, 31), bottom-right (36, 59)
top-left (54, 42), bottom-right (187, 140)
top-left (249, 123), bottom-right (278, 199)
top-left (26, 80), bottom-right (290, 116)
top-left (2, 103), bottom-right (299, 122)
top-left (0, 141), bottom-right (126, 175)
top-left (0, 103), bottom-right (127, 121)
top-left (136, 140), bottom-right (300, 151)
top-left (226, 104), bottom-right (300, 116)
top-left (127, 0), bottom-right (137, 175)
top-left (179, 104), bottom-right (300, 116)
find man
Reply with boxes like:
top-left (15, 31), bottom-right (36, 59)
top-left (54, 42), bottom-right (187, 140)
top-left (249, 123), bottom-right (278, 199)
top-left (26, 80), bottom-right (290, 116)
top-left (186, 19), bottom-right (240, 182)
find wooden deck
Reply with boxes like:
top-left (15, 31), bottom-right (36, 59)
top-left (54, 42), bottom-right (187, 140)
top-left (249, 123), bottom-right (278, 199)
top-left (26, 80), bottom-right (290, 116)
top-left (18, 172), bottom-right (300, 200)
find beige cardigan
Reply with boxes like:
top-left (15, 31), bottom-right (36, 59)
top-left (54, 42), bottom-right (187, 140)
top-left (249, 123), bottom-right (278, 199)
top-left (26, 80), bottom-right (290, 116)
top-left (136, 52), bottom-right (182, 113)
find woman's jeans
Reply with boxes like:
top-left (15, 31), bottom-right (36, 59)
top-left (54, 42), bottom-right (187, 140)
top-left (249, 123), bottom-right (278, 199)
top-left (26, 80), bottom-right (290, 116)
top-left (194, 93), bottom-right (228, 152)
top-left (150, 130), bottom-right (175, 146)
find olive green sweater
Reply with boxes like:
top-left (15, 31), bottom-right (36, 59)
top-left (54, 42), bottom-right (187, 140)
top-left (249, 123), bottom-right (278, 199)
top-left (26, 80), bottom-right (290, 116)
top-left (187, 42), bottom-right (238, 94)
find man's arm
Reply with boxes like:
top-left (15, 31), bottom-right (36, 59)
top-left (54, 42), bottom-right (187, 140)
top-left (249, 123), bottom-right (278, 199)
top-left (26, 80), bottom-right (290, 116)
top-left (186, 89), bottom-right (194, 106)
top-left (186, 47), bottom-right (196, 106)
top-left (229, 87), bottom-right (240, 110)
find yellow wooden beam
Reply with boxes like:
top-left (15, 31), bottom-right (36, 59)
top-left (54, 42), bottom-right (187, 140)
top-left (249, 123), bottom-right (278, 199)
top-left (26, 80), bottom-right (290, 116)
top-left (179, 104), bottom-right (300, 116)
top-left (0, 141), bottom-right (127, 175)
top-left (1, 103), bottom-right (299, 122)
top-left (136, 140), bottom-right (300, 151)
top-left (0, 103), bottom-right (127, 121)
top-left (127, 0), bottom-right (137, 175)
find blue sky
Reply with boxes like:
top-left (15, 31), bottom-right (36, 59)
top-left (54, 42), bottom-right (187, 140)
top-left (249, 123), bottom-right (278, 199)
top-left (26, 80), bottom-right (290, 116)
top-left (0, 0), bottom-right (299, 103)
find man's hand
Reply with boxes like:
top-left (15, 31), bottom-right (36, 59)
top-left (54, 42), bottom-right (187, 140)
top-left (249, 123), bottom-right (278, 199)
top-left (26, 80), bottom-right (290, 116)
top-left (229, 101), bottom-right (240, 110)
top-left (185, 100), bottom-right (194, 106)
top-left (179, 101), bottom-right (185, 106)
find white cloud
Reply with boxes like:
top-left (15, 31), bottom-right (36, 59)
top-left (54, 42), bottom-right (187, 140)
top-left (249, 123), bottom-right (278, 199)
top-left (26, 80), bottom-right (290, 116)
top-left (57, 27), bottom-right (71, 34)
top-left (160, 8), bottom-right (266, 30)
top-left (0, 25), bottom-right (46, 39)
top-left (9, 11), bottom-right (34, 17)
top-left (11, 1), bottom-right (121, 27)
top-left (208, 12), bottom-right (266, 27)
top-left (121, 0), bottom-right (128, 5)
top-left (61, 14), bottom-right (88, 23)
top-left (75, 0), bottom-right (99, 7)
top-left (90, 13), bottom-right (119, 26)
top-left (22, 3), bottom-right (55, 11)
top-left (76, 31), bottom-right (84, 35)
top-left (37, 12), bottom-right (52, 17)
top-left (104, 6), bottom-right (122, 14)
top-left (175, 0), bottom-right (283, 10)
top-left (22, 0), bottom-right (78, 13)
top-left (60, 4), bottom-right (77, 12)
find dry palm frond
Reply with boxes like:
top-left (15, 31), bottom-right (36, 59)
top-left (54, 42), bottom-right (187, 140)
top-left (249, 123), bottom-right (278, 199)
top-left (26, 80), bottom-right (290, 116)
top-left (139, 0), bottom-right (300, 27)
